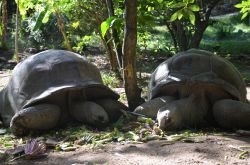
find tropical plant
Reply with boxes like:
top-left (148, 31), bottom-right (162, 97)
top-left (235, 0), bottom-right (250, 20)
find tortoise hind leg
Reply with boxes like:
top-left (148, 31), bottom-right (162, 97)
top-left (213, 99), bottom-right (250, 129)
top-left (10, 104), bottom-right (61, 136)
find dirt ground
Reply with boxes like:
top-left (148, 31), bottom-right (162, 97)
top-left (1, 52), bottom-right (250, 165)
top-left (5, 134), bottom-right (250, 165)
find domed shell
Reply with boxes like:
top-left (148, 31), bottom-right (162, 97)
top-left (1, 50), bottom-right (119, 120)
top-left (149, 49), bottom-right (247, 102)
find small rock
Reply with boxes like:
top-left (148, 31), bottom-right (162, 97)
top-left (5, 145), bottom-right (25, 155)
top-left (45, 138), bottom-right (59, 147)
top-left (0, 128), bottom-right (7, 135)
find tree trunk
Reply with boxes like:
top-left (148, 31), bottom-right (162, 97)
top-left (171, 21), bottom-right (189, 51)
top-left (55, 10), bottom-right (72, 51)
top-left (15, 1), bottom-right (20, 63)
top-left (99, 31), bottom-right (119, 73)
top-left (190, 0), bottom-right (220, 48)
top-left (123, 0), bottom-right (144, 110)
top-left (166, 22), bottom-right (178, 51)
top-left (189, 21), bottom-right (208, 48)
top-left (1, 0), bottom-right (8, 49)
top-left (167, 0), bottom-right (221, 51)
top-left (105, 0), bottom-right (123, 70)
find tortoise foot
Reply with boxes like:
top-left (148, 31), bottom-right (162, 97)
top-left (10, 104), bottom-right (61, 136)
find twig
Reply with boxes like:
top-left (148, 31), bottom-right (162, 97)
top-left (9, 154), bottom-right (25, 162)
top-left (238, 151), bottom-right (248, 159)
top-left (228, 145), bottom-right (245, 152)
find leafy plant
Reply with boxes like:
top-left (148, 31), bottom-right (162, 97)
top-left (101, 72), bottom-right (120, 88)
top-left (235, 0), bottom-right (250, 20)
top-left (170, 0), bottom-right (200, 25)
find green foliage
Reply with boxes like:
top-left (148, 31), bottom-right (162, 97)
top-left (235, 0), bottom-right (250, 20)
top-left (213, 22), bottom-right (235, 40)
top-left (201, 12), bottom-right (250, 55)
top-left (72, 34), bottom-right (101, 54)
top-left (169, 0), bottom-right (200, 25)
top-left (200, 40), bottom-right (250, 54)
top-left (101, 17), bottom-right (123, 38)
top-left (137, 25), bottom-right (176, 55)
top-left (20, 15), bottom-right (64, 49)
top-left (101, 71), bottom-right (120, 88)
top-left (33, 4), bottom-right (50, 31)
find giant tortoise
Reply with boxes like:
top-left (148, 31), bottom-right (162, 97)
top-left (0, 50), bottom-right (127, 136)
top-left (134, 49), bottom-right (250, 130)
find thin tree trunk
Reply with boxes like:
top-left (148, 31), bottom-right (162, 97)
top-left (168, 0), bottom-right (221, 51)
top-left (175, 21), bottom-right (188, 51)
top-left (105, 0), bottom-right (123, 70)
top-left (123, 0), bottom-right (144, 110)
top-left (166, 22), bottom-right (178, 51)
top-left (77, 0), bottom-right (120, 77)
top-left (189, 22), bottom-right (207, 48)
top-left (99, 31), bottom-right (118, 72)
top-left (15, 1), bottom-right (20, 63)
top-left (55, 10), bottom-right (72, 51)
top-left (1, 0), bottom-right (7, 48)
top-left (190, 0), bottom-right (220, 48)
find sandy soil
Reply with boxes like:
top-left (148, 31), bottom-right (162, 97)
top-left (6, 134), bottom-right (250, 165)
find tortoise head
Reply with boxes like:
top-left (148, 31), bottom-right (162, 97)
top-left (157, 104), bottom-right (183, 130)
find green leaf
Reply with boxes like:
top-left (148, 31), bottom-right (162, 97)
top-left (170, 12), bottom-right (178, 22)
top-left (235, 3), bottom-right (243, 8)
top-left (189, 11), bottom-right (195, 25)
top-left (176, 10), bottom-right (184, 20)
top-left (100, 17), bottom-right (115, 38)
top-left (42, 8), bottom-right (52, 23)
top-left (101, 21), bottom-right (110, 38)
top-left (178, 13), bottom-right (183, 20)
top-left (71, 21), bottom-right (80, 29)
top-left (241, 12), bottom-right (249, 20)
top-left (189, 5), bottom-right (200, 12)
top-left (33, 4), bottom-right (50, 31)
top-left (4, 143), bottom-right (14, 149)
top-left (127, 131), bottom-right (140, 141)
top-left (171, 2), bottom-right (186, 8)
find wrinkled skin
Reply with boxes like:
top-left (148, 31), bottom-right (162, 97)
top-left (134, 49), bottom-right (250, 131)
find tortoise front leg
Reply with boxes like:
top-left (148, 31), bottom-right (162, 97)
top-left (213, 99), bottom-right (250, 129)
top-left (10, 104), bottom-right (61, 136)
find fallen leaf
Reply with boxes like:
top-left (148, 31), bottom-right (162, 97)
top-left (24, 139), bottom-right (46, 159)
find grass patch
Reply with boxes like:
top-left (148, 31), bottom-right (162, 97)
top-left (101, 71), bottom-right (121, 88)
top-left (200, 40), bottom-right (250, 54)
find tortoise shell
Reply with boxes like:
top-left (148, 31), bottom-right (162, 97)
top-left (149, 49), bottom-right (246, 102)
